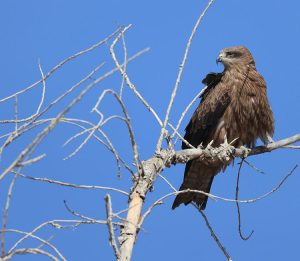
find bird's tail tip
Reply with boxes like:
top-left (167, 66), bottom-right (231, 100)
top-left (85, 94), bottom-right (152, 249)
top-left (171, 193), bottom-right (207, 210)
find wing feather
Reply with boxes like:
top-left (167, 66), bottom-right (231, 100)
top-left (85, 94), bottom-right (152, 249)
top-left (182, 72), bottom-right (230, 149)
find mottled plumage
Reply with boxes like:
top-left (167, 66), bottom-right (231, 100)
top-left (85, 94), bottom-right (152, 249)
top-left (172, 46), bottom-right (274, 210)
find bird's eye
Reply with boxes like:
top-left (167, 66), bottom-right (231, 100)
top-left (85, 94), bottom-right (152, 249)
top-left (226, 51), bottom-right (234, 56)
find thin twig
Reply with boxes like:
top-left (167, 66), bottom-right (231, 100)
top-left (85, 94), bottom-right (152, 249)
top-left (0, 63), bottom-right (105, 125)
top-left (93, 89), bottom-right (142, 173)
top-left (14, 95), bottom-right (18, 133)
top-left (13, 171), bottom-right (129, 195)
top-left (104, 195), bottom-right (120, 259)
top-left (244, 159), bottom-right (265, 175)
top-left (63, 118), bottom-right (104, 160)
top-left (0, 49), bottom-right (149, 182)
top-left (158, 173), bottom-right (177, 192)
top-left (156, 0), bottom-right (216, 151)
top-left (61, 118), bottom-right (134, 176)
top-left (171, 88), bottom-right (205, 139)
top-left (8, 219), bottom-right (120, 254)
top-left (98, 128), bottom-right (123, 177)
top-left (139, 161), bottom-right (294, 261)
top-left (16, 154), bottom-right (46, 167)
top-left (0, 48), bottom-right (148, 166)
top-left (235, 160), bottom-right (254, 241)
top-left (2, 248), bottom-right (59, 261)
top-left (36, 235), bottom-right (55, 251)
top-left (63, 200), bottom-right (96, 221)
top-left (138, 200), bottom-right (164, 229)
top-left (109, 25), bottom-right (163, 128)
top-left (0, 27), bottom-right (121, 103)
top-left (168, 122), bottom-right (195, 149)
top-left (0, 63), bottom-right (105, 163)
top-left (195, 205), bottom-right (232, 261)
top-left (1, 174), bottom-right (18, 256)
top-left (247, 165), bottom-right (298, 203)
top-left (2, 229), bottom-right (65, 261)
top-left (143, 169), bottom-right (297, 216)
top-left (0, 63), bottom-right (104, 161)
top-left (119, 32), bottom-right (127, 99)
top-left (37, 62), bottom-right (47, 114)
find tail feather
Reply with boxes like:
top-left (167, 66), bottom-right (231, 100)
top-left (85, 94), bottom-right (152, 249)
top-left (172, 160), bottom-right (219, 210)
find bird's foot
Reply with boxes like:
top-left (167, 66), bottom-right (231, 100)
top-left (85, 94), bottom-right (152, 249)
top-left (216, 137), bottom-right (235, 162)
top-left (239, 146), bottom-right (251, 159)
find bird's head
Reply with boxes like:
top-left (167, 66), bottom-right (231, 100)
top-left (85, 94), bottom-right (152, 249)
top-left (216, 46), bottom-right (255, 69)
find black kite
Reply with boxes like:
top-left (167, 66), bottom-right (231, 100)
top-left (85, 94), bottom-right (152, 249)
top-left (172, 46), bottom-right (274, 210)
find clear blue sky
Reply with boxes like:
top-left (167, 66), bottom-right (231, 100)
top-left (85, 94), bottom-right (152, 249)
top-left (1, 1), bottom-right (300, 260)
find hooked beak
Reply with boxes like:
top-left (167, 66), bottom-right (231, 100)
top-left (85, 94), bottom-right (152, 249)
top-left (216, 53), bottom-right (224, 64)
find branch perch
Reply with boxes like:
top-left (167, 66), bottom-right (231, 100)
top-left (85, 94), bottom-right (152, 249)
top-left (118, 133), bottom-right (300, 260)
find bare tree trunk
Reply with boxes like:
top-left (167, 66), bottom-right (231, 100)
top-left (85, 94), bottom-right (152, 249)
top-left (118, 155), bottom-right (164, 260)
top-left (118, 192), bottom-right (143, 261)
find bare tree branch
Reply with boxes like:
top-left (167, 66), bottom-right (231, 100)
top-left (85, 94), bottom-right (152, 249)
top-left (119, 32), bottom-right (127, 99)
top-left (235, 160), bottom-right (254, 241)
top-left (110, 25), bottom-right (163, 128)
top-left (37, 62), bottom-right (47, 114)
top-left (61, 118), bottom-right (135, 176)
top-left (2, 248), bottom-right (59, 261)
top-left (8, 219), bottom-right (119, 255)
top-left (0, 48), bottom-right (149, 182)
top-left (170, 88), bottom-right (205, 140)
top-left (173, 133), bottom-right (300, 163)
top-left (13, 171), bottom-right (129, 196)
top-left (244, 159), bottom-right (266, 174)
top-left (156, 0), bottom-right (216, 151)
top-left (92, 89), bottom-right (142, 172)
top-left (105, 194), bottom-right (120, 259)
top-left (1, 174), bottom-right (18, 256)
top-left (2, 229), bottom-right (65, 261)
top-left (118, 132), bottom-right (299, 260)
top-left (0, 27), bottom-right (121, 103)
top-left (195, 206), bottom-right (232, 261)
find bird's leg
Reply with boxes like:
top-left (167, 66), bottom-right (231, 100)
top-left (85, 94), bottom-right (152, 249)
top-left (267, 133), bottom-right (274, 144)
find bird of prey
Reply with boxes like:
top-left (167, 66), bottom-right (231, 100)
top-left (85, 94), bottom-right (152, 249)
top-left (172, 46), bottom-right (274, 210)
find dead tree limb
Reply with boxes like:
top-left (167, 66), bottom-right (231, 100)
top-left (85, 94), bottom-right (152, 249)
top-left (118, 133), bottom-right (300, 260)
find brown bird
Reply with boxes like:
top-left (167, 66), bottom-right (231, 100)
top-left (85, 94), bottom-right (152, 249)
top-left (172, 46), bottom-right (274, 210)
